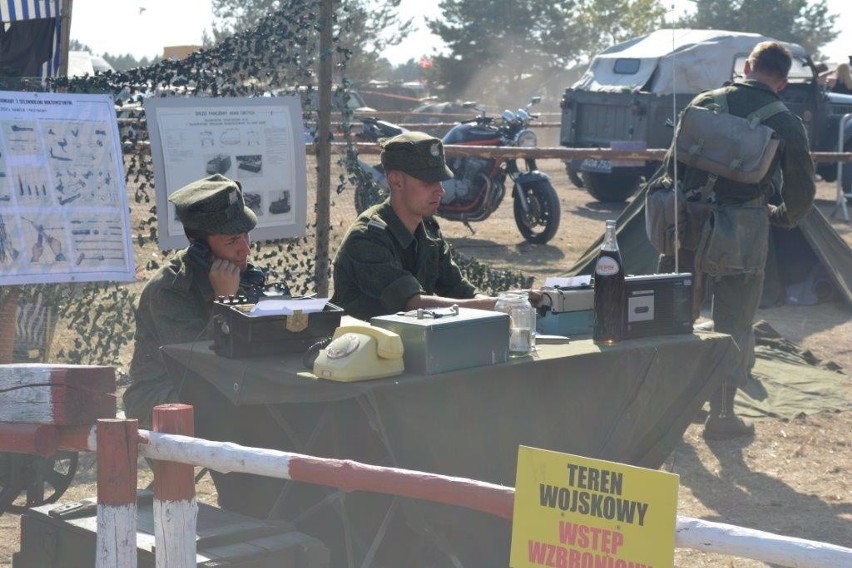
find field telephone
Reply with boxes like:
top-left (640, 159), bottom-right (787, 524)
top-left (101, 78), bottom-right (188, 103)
top-left (313, 325), bottom-right (404, 382)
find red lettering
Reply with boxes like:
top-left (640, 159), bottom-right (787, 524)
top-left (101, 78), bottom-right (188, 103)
top-left (556, 546), bottom-right (568, 568)
top-left (528, 540), bottom-right (547, 564)
top-left (569, 548), bottom-right (582, 568)
top-left (545, 543), bottom-right (557, 566)
top-left (611, 530), bottom-right (624, 555)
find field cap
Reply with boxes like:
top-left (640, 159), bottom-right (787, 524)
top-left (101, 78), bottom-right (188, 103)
top-left (380, 131), bottom-right (454, 182)
top-left (169, 174), bottom-right (257, 234)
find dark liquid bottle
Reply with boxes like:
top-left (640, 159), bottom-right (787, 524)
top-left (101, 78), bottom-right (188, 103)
top-left (593, 220), bottom-right (625, 344)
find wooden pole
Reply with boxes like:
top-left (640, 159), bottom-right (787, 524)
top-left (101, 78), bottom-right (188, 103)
top-left (313, 0), bottom-right (334, 297)
top-left (57, 0), bottom-right (74, 77)
top-left (96, 419), bottom-right (138, 568)
top-left (0, 287), bottom-right (20, 364)
top-left (152, 404), bottom-right (197, 567)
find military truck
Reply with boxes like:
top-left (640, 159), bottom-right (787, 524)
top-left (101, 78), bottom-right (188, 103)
top-left (560, 29), bottom-right (852, 202)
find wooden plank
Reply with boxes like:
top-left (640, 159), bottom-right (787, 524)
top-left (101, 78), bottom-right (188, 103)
top-left (0, 423), bottom-right (94, 456)
top-left (0, 364), bottom-right (115, 392)
top-left (0, 364), bottom-right (116, 424)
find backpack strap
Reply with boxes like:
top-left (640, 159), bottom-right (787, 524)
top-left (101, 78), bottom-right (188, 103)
top-left (711, 90), bottom-right (788, 128)
top-left (747, 100), bottom-right (788, 128)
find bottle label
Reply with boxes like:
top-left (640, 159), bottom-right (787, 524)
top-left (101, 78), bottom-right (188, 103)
top-left (595, 256), bottom-right (620, 276)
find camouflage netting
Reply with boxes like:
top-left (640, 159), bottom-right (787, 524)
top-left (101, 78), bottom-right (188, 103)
top-left (6, 1), bottom-right (530, 367)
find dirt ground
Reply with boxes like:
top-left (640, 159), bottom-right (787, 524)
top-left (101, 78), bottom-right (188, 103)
top-left (1, 159), bottom-right (850, 566)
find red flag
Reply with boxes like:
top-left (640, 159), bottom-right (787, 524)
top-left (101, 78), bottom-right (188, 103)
top-left (419, 57), bottom-right (433, 70)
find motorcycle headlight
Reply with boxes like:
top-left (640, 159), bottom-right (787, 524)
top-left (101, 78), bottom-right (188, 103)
top-left (516, 129), bottom-right (537, 148)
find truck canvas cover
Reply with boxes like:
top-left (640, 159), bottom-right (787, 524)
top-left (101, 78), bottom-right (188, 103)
top-left (572, 29), bottom-right (808, 95)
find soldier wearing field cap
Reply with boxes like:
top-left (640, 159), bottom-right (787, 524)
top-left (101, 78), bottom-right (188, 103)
top-left (332, 131), bottom-right (538, 320)
top-left (124, 173), bottom-right (263, 430)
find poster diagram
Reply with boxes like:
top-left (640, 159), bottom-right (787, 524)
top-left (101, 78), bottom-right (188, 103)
top-left (145, 97), bottom-right (308, 251)
top-left (0, 91), bottom-right (135, 286)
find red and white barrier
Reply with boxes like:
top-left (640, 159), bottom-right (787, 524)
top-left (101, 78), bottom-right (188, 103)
top-left (2, 399), bottom-right (851, 568)
top-left (151, 405), bottom-right (197, 567)
top-left (95, 419), bottom-right (138, 568)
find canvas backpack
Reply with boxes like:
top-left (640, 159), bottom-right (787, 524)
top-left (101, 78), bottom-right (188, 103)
top-left (645, 89), bottom-right (788, 256)
top-left (674, 89), bottom-right (788, 184)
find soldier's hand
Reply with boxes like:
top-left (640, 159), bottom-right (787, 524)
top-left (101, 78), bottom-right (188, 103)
top-left (209, 258), bottom-right (241, 297)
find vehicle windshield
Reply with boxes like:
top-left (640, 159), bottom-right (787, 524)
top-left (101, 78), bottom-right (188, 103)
top-left (733, 55), bottom-right (813, 84)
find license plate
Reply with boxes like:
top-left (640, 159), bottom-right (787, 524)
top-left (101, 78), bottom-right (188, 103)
top-left (580, 158), bottom-right (611, 173)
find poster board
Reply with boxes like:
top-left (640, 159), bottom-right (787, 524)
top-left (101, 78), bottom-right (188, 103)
top-left (510, 446), bottom-right (679, 567)
top-left (0, 90), bottom-right (135, 286)
top-left (144, 97), bottom-right (307, 251)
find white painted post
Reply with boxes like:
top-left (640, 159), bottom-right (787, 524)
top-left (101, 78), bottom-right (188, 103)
top-left (96, 419), bottom-right (138, 568)
top-left (152, 404), bottom-right (197, 567)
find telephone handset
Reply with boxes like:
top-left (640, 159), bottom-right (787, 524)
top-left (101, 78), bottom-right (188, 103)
top-left (187, 239), bottom-right (213, 270)
top-left (313, 324), bottom-right (404, 382)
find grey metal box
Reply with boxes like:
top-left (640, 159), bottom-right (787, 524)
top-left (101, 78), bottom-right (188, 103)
top-left (371, 307), bottom-right (510, 375)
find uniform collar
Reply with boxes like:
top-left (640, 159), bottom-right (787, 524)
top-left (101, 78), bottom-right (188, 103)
top-left (376, 200), bottom-right (428, 248)
top-left (734, 79), bottom-right (780, 98)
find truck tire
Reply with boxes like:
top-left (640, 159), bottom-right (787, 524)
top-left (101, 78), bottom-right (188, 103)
top-left (581, 172), bottom-right (641, 202)
top-left (564, 161), bottom-right (585, 188)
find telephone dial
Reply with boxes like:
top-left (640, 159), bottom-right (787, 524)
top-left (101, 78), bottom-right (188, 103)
top-left (313, 325), bottom-right (404, 382)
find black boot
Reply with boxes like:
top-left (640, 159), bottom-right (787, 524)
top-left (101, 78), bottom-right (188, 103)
top-left (703, 382), bottom-right (754, 440)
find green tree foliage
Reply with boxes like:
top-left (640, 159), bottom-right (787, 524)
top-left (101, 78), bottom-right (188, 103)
top-left (426, 0), bottom-right (666, 105)
top-left (679, 0), bottom-right (838, 59)
top-left (210, 0), bottom-right (413, 83)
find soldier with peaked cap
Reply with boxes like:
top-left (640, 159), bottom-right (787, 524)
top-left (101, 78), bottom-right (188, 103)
top-left (124, 173), bottom-right (262, 430)
top-left (332, 131), bottom-right (539, 320)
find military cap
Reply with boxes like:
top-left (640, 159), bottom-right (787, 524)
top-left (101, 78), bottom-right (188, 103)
top-left (380, 131), bottom-right (454, 182)
top-left (169, 174), bottom-right (257, 235)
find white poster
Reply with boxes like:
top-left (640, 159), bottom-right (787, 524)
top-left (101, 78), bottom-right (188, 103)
top-left (0, 91), bottom-right (135, 286)
top-left (144, 97), bottom-right (307, 251)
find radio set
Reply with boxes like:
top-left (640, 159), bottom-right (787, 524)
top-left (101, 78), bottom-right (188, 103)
top-left (537, 273), bottom-right (694, 339)
top-left (623, 273), bottom-right (694, 339)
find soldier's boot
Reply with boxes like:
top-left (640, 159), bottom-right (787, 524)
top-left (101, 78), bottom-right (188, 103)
top-left (703, 383), bottom-right (754, 440)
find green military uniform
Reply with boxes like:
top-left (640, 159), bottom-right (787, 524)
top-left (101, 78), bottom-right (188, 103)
top-left (123, 249), bottom-right (215, 428)
top-left (123, 174), bottom-right (258, 429)
top-left (651, 79), bottom-right (816, 438)
top-left (332, 130), bottom-right (478, 320)
top-left (331, 199), bottom-right (477, 320)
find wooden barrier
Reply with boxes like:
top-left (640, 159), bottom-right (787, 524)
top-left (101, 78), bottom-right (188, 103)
top-left (2, 390), bottom-right (851, 567)
top-left (151, 405), bottom-right (197, 567)
top-left (120, 138), bottom-right (852, 164)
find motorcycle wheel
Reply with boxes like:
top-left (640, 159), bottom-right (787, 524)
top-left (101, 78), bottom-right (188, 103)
top-left (513, 180), bottom-right (561, 245)
top-left (0, 451), bottom-right (78, 515)
top-left (582, 172), bottom-right (641, 203)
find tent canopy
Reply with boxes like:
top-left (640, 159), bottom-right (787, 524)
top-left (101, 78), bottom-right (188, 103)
top-left (0, 0), bottom-right (64, 82)
top-left (567, 194), bottom-right (852, 310)
top-left (572, 29), bottom-right (812, 95)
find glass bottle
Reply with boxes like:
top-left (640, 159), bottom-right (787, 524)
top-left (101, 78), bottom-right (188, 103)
top-left (593, 220), bottom-right (625, 344)
top-left (495, 292), bottom-right (535, 357)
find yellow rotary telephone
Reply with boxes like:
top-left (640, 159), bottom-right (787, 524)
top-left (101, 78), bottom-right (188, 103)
top-left (313, 325), bottom-right (404, 382)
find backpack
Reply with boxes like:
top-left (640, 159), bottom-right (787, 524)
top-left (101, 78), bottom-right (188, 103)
top-left (645, 89), bottom-right (788, 256)
top-left (674, 89), bottom-right (788, 184)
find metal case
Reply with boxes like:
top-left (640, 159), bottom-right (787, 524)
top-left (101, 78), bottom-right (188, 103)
top-left (536, 287), bottom-right (594, 336)
top-left (371, 306), bottom-right (510, 375)
top-left (211, 298), bottom-right (343, 358)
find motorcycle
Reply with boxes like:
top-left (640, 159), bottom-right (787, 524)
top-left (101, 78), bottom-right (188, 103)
top-left (353, 96), bottom-right (561, 244)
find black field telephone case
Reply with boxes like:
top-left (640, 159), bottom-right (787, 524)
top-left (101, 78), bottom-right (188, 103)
top-left (211, 296), bottom-right (344, 358)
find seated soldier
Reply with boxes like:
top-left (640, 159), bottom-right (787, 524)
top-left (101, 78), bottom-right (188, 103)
top-left (123, 173), bottom-right (264, 430)
top-left (331, 131), bottom-right (538, 320)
